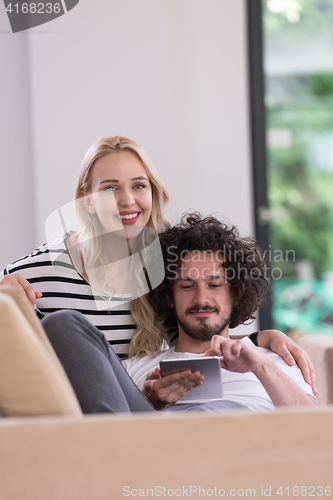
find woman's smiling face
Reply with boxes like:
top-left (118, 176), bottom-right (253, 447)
top-left (82, 150), bottom-right (153, 236)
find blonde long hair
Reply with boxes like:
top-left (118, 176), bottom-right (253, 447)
top-left (75, 136), bottom-right (170, 357)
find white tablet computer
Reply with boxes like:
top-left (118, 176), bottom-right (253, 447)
top-left (159, 356), bottom-right (223, 404)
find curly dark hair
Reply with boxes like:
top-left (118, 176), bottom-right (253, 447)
top-left (148, 212), bottom-right (269, 331)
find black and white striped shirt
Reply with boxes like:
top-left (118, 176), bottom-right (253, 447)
top-left (1, 236), bottom-right (137, 359)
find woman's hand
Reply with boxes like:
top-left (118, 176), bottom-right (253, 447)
top-left (0, 273), bottom-right (42, 308)
top-left (142, 367), bottom-right (204, 410)
top-left (257, 329), bottom-right (318, 395)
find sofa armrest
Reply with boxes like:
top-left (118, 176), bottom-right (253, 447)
top-left (0, 287), bottom-right (82, 417)
top-left (298, 334), bottom-right (333, 405)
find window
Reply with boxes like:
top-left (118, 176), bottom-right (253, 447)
top-left (250, 0), bottom-right (333, 338)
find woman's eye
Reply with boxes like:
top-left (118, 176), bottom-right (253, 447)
top-left (133, 184), bottom-right (145, 190)
top-left (104, 186), bottom-right (116, 193)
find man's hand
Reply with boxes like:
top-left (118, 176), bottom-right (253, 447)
top-left (204, 335), bottom-right (267, 373)
top-left (0, 273), bottom-right (42, 308)
top-left (142, 367), bottom-right (204, 410)
top-left (256, 330), bottom-right (317, 396)
top-left (204, 335), bottom-right (317, 407)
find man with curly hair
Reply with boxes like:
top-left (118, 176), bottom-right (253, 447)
top-left (123, 213), bottom-right (317, 411)
top-left (42, 212), bottom-right (316, 413)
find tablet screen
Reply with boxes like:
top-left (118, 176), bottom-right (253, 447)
top-left (159, 356), bottom-right (223, 403)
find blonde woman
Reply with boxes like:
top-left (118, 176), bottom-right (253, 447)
top-left (0, 136), bottom-right (317, 394)
top-left (1, 136), bottom-right (169, 359)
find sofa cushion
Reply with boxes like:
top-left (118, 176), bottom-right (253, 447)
top-left (0, 287), bottom-right (82, 417)
top-left (298, 334), bottom-right (333, 405)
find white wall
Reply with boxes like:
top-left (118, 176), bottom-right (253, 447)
top-left (0, 8), bottom-right (36, 264)
top-left (0, 0), bottom-right (257, 334)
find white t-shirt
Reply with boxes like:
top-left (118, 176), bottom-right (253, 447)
top-left (123, 337), bottom-right (314, 411)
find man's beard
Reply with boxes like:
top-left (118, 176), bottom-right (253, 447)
top-left (176, 305), bottom-right (232, 342)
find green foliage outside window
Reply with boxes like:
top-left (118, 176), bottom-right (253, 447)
top-left (263, 0), bottom-right (333, 334)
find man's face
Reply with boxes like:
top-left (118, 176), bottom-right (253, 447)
top-left (171, 252), bottom-right (233, 341)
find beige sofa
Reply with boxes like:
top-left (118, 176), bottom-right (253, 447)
top-left (1, 287), bottom-right (333, 500)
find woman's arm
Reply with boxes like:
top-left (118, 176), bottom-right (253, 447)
top-left (0, 273), bottom-right (42, 308)
top-left (256, 329), bottom-right (317, 396)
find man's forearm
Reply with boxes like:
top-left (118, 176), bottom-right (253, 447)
top-left (252, 358), bottom-right (317, 407)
